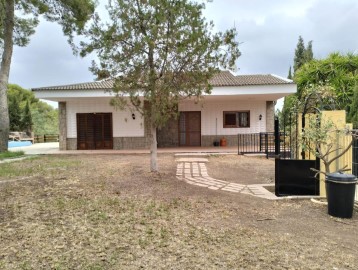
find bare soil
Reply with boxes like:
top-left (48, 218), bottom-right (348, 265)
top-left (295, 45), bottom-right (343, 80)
top-left (0, 154), bottom-right (357, 269)
top-left (207, 155), bottom-right (274, 184)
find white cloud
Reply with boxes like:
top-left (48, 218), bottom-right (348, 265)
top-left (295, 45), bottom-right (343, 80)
top-left (9, 0), bottom-right (358, 89)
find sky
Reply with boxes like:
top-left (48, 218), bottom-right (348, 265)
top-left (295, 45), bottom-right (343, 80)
top-left (8, 0), bottom-right (358, 108)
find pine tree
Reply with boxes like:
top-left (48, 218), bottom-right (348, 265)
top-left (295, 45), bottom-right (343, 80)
top-left (81, 0), bottom-right (240, 172)
top-left (9, 96), bottom-right (22, 131)
top-left (288, 66), bottom-right (292, 79)
top-left (305, 41), bottom-right (314, 62)
top-left (0, 0), bottom-right (95, 152)
top-left (293, 36), bottom-right (306, 73)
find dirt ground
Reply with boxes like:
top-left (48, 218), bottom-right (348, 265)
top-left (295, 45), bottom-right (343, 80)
top-left (207, 155), bottom-right (274, 184)
top-left (0, 154), bottom-right (357, 269)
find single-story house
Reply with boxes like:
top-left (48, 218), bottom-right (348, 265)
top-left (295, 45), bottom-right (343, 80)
top-left (32, 71), bottom-right (296, 150)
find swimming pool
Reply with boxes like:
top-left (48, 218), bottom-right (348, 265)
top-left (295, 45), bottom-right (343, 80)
top-left (8, 141), bottom-right (32, 148)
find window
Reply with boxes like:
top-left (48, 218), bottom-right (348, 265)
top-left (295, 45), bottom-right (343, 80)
top-left (223, 111), bottom-right (250, 128)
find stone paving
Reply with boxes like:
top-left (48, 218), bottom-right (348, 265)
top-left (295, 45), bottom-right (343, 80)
top-left (176, 157), bottom-right (278, 200)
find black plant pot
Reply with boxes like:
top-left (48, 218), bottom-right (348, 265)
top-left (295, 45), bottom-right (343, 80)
top-left (213, 141), bottom-right (220, 147)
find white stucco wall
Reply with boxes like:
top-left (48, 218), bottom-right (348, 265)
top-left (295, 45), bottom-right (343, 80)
top-left (66, 98), bottom-right (144, 138)
top-left (179, 99), bottom-right (267, 135)
top-left (65, 97), bottom-right (268, 138)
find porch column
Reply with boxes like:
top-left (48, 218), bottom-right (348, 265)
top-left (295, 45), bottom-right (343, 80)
top-left (266, 101), bottom-right (275, 132)
top-left (58, 102), bottom-right (67, 150)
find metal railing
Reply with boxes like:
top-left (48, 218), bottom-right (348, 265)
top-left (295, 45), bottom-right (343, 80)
top-left (238, 132), bottom-right (292, 158)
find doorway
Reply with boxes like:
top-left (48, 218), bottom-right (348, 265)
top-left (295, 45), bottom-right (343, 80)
top-left (179, 111), bottom-right (201, 146)
top-left (76, 113), bottom-right (113, 150)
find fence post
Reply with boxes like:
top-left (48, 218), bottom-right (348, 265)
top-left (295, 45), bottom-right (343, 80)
top-left (44, 135), bottom-right (46, 143)
top-left (237, 134), bottom-right (240, 154)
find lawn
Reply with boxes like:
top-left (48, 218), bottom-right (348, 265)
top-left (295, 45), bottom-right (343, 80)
top-left (0, 154), bottom-right (357, 269)
top-left (0, 151), bottom-right (24, 161)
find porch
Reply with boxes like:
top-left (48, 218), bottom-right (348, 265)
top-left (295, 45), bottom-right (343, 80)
top-left (9, 142), bottom-right (238, 155)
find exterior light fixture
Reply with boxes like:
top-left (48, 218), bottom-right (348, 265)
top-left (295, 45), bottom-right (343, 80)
top-left (259, 114), bottom-right (262, 121)
top-left (132, 113), bottom-right (136, 120)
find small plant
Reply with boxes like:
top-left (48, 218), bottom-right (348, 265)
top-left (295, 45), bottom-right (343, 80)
top-left (300, 114), bottom-right (356, 176)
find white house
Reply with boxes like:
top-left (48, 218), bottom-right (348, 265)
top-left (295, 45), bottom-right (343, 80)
top-left (32, 71), bottom-right (296, 150)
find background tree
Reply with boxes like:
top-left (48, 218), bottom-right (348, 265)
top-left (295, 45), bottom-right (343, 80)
top-left (348, 85), bottom-right (358, 128)
top-left (8, 95), bottom-right (21, 131)
top-left (295, 53), bottom-right (358, 111)
top-left (0, 0), bottom-right (95, 152)
top-left (81, 0), bottom-right (240, 172)
top-left (304, 40), bottom-right (313, 62)
top-left (7, 84), bottom-right (58, 135)
top-left (288, 66), bottom-right (292, 79)
top-left (282, 36), bottom-right (314, 122)
top-left (31, 103), bottom-right (59, 135)
top-left (293, 36), bottom-right (306, 73)
top-left (21, 100), bottom-right (32, 133)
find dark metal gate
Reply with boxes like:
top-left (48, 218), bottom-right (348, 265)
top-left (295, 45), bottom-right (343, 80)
top-left (275, 159), bottom-right (320, 196)
top-left (274, 115), bottom-right (320, 196)
top-left (237, 113), bottom-right (320, 196)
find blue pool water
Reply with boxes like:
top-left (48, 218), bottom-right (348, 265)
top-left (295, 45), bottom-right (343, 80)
top-left (8, 141), bottom-right (32, 148)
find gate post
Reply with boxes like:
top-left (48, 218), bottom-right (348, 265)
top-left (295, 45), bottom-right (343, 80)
top-left (353, 134), bottom-right (358, 176)
top-left (274, 117), bottom-right (280, 156)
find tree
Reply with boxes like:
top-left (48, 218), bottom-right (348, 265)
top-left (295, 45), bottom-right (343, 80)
top-left (21, 100), bottom-right (32, 132)
top-left (348, 85), bottom-right (358, 128)
top-left (293, 36), bottom-right (306, 73)
top-left (0, 0), bottom-right (96, 152)
top-left (293, 36), bottom-right (314, 74)
top-left (282, 37), bottom-right (314, 123)
top-left (8, 95), bottom-right (21, 131)
top-left (7, 84), bottom-right (58, 135)
top-left (301, 114), bottom-right (356, 175)
top-left (81, 0), bottom-right (240, 172)
top-left (304, 40), bottom-right (313, 62)
top-left (295, 53), bottom-right (358, 109)
top-left (288, 66), bottom-right (292, 79)
top-left (31, 106), bottom-right (58, 135)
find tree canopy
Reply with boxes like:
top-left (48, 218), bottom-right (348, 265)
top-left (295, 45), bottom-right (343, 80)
top-left (0, 0), bottom-right (95, 152)
top-left (282, 36), bottom-right (314, 121)
top-left (295, 53), bottom-right (358, 110)
top-left (7, 84), bottom-right (58, 135)
top-left (81, 0), bottom-right (240, 171)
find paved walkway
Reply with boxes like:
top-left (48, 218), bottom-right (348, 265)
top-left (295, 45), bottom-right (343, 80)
top-left (176, 157), bottom-right (278, 200)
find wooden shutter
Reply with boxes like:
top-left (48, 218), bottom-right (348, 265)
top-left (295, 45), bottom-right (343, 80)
top-left (77, 113), bottom-right (113, 150)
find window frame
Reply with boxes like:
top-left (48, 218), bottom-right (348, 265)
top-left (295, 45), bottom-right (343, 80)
top-left (223, 111), bottom-right (250, 128)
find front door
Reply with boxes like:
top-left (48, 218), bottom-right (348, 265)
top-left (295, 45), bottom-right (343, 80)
top-left (179, 111), bottom-right (201, 146)
top-left (77, 113), bottom-right (113, 150)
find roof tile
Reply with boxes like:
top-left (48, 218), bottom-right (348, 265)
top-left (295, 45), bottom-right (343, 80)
top-left (32, 71), bottom-right (293, 91)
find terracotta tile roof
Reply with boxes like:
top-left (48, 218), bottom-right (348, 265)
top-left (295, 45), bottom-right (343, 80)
top-left (32, 80), bottom-right (114, 91)
top-left (32, 71), bottom-right (293, 91)
top-left (209, 71), bottom-right (293, 86)
top-left (208, 71), bottom-right (239, 86)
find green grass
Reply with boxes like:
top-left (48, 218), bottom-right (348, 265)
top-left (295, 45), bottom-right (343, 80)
top-left (0, 151), bottom-right (25, 160)
top-left (0, 156), bottom-right (79, 177)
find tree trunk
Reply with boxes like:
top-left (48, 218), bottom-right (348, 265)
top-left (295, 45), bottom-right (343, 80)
top-left (0, 0), bottom-right (15, 152)
top-left (150, 123), bottom-right (158, 172)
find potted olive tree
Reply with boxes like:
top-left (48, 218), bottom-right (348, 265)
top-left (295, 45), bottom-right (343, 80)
top-left (300, 113), bottom-right (357, 218)
top-left (293, 85), bottom-right (357, 218)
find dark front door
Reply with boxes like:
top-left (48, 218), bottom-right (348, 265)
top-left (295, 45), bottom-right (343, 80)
top-left (179, 111), bottom-right (201, 146)
top-left (77, 113), bottom-right (113, 150)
